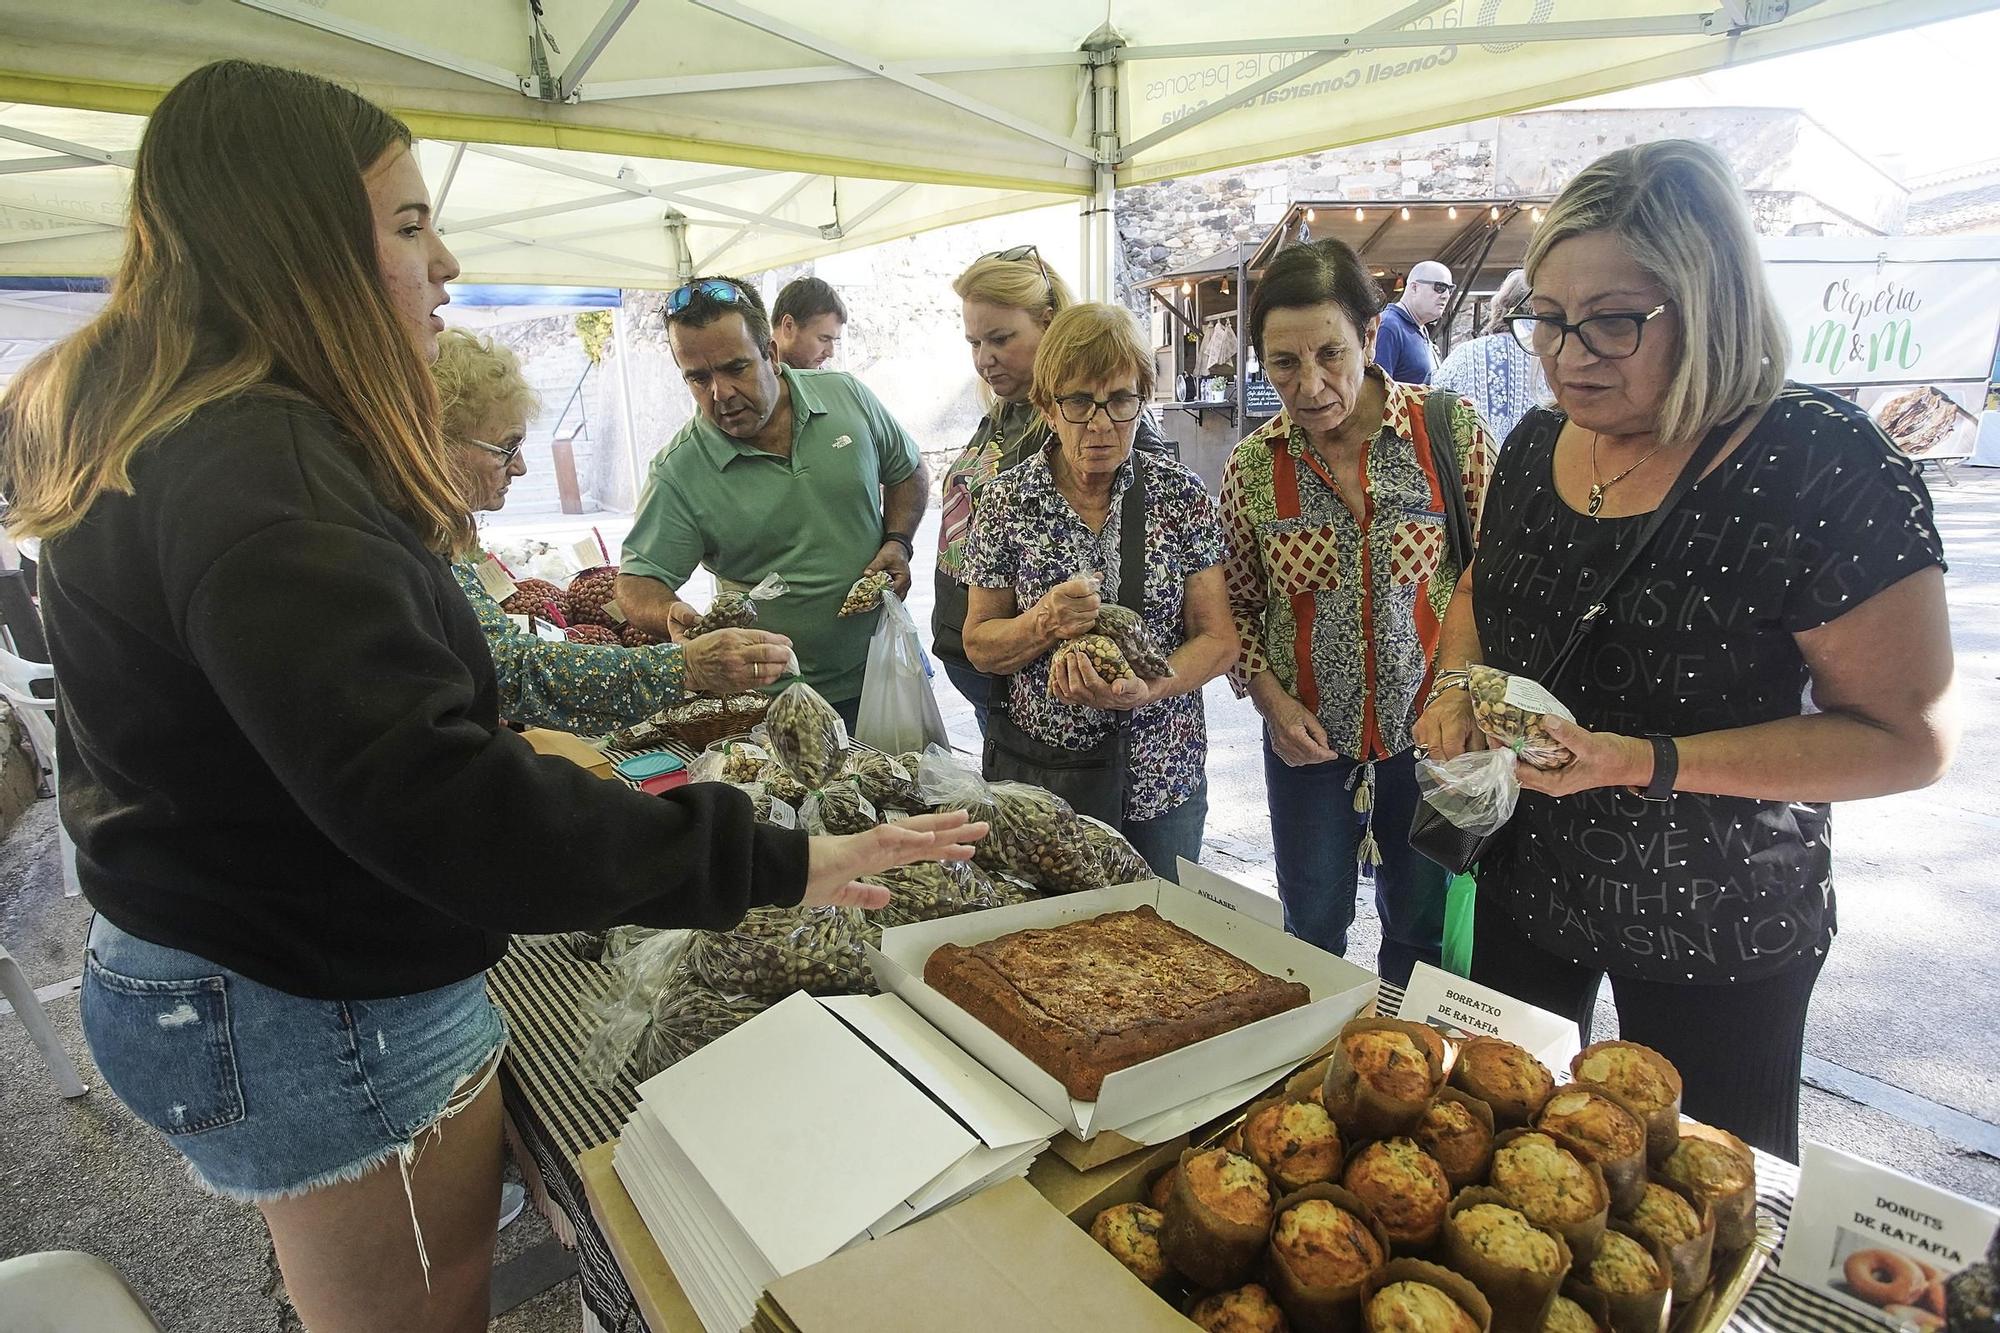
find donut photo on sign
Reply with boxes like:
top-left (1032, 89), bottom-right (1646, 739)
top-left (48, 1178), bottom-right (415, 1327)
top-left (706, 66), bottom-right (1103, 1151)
top-left (1828, 1226), bottom-right (1948, 1330)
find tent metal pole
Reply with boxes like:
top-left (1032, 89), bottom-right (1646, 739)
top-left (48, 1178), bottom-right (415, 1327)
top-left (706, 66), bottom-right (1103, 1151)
top-left (443, 191), bottom-right (636, 235)
top-left (0, 125), bottom-right (133, 168)
top-left (1081, 36), bottom-right (1121, 304)
top-left (557, 0), bottom-right (643, 102)
top-left (228, 0), bottom-right (530, 93)
top-left (0, 156), bottom-right (97, 175)
top-left (580, 52), bottom-right (1086, 101)
top-left (687, 0), bottom-right (1090, 158)
top-left (1119, 10), bottom-right (1754, 62)
top-left (611, 299), bottom-right (643, 511)
top-left (463, 145), bottom-right (827, 237)
top-left (1120, 0), bottom-right (1446, 162)
top-left (697, 175), bottom-right (821, 271)
top-left (431, 142), bottom-right (468, 229)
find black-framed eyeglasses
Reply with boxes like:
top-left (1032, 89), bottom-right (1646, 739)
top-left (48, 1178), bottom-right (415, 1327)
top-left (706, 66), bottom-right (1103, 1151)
top-left (1507, 301), bottom-right (1672, 360)
top-left (467, 436), bottom-right (524, 466)
top-left (1054, 392), bottom-right (1143, 425)
top-left (983, 244), bottom-right (1055, 308)
top-left (667, 277), bottom-right (748, 315)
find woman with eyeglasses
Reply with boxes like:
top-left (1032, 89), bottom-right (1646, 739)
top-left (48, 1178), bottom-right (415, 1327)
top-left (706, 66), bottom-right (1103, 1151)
top-left (1219, 238), bottom-right (1500, 988)
top-left (934, 245), bottom-right (1175, 733)
top-left (960, 303), bottom-right (1237, 876)
top-left (1413, 140), bottom-right (1956, 1159)
top-left (6, 62), bottom-right (983, 1330)
top-left (435, 329), bottom-right (784, 732)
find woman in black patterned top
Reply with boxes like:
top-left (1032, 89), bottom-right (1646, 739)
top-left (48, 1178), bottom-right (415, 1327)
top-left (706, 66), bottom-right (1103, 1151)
top-left (1414, 140), bottom-right (1957, 1160)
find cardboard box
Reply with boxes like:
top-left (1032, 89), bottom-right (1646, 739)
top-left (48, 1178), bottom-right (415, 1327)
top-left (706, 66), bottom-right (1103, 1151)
top-left (520, 726), bottom-right (615, 779)
top-left (1028, 1134), bottom-right (1187, 1226)
top-left (758, 1177), bottom-right (1189, 1332)
top-left (868, 860), bottom-right (1379, 1141)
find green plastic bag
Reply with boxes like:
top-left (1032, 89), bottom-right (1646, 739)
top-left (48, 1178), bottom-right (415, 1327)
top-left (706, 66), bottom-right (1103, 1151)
top-left (1441, 872), bottom-right (1477, 977)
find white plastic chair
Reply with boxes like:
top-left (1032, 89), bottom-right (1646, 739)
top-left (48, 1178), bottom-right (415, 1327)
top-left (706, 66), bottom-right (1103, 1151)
top-left (0, 1251), bottom-right (163, 1331)
top-left (0, 643), bottom-right (81, 896)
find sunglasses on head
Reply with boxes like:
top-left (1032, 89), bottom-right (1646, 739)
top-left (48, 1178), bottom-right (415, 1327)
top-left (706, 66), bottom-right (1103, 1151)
top-left (667, 277), bottom-right (749, 315)
top-left (983, 244), bottom-right (1055, 308)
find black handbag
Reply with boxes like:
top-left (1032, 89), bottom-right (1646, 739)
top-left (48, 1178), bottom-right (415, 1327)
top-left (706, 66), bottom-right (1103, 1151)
top-left (982, 457), bottom-right (1148, 827)
top-left (1409, 412), bottom-right (1742, 874)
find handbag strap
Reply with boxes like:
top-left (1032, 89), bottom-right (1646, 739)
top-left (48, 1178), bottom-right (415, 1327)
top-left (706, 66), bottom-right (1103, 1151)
top-left (1542, 412), bottom-right (1744, 690)
top-left (1113, 452), bottom-right (1147, 615)
top-left (1422, 388), bottom-right (1475, 576)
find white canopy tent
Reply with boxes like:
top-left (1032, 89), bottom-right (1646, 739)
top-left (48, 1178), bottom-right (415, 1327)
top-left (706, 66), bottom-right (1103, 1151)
top-left (1, 0), bottom-right (1993, 290)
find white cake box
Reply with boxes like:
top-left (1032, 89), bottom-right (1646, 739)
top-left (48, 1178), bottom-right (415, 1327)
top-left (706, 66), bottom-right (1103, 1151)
top-left (867, 860), bottom-right (1379, 1140)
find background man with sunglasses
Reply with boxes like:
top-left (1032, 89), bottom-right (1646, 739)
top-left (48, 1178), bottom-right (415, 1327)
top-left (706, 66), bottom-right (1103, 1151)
top-left (1374, 259), bottom-right (1454, 385)
top-left (615, 276), bottom-right (927, 725)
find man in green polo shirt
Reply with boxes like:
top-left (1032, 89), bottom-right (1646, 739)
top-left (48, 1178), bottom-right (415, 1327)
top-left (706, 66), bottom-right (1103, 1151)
top-left (615, 276), bottom-right (928, 724)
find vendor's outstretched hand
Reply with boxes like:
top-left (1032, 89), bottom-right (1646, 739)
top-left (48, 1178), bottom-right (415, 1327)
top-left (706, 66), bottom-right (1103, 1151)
top-left (684, 627), bottom-right (793, 693)
top-left (803, 812), bottom-right (988, 909)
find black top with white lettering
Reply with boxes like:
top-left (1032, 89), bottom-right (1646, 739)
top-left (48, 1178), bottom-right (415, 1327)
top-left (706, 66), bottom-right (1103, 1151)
top-left (1472, 384), bottom-right (1943, 984)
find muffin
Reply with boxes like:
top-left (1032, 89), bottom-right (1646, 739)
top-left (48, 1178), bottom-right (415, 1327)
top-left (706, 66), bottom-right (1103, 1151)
top-left (1451, 1038), bottom-right (1555, 1128)
top-left (1163, 1148), bottom-right (1276, 1288)
top-left (1534, 1086), bottom-right (1648, 1215)
top-left (1324, 1019), bottom-right (1447, 1141)
top-left (1415, 1089), bottom-right (1496, 1190)
top-left (1244, 1095), bottom-right (1346, 1193)
top-left (1489, 1131), bottom-right (1610, 1260)
top-left (1265, 1185), bottom-right (1391, 1331)
top-left (1584, 1228), bottom-right (1671, 1333)
top-left (1365, 1279), bottom-right (1483, 1332)
top-left (1626, 1182), bottom-right (1714, 1302)
top-left (1187, 1282), bottom-right (1292, 1333)
top-left (1659, 1126), bottom-right (1757, 1251)
top-left (1541, 1294), bottom-right (1603, 1333)
top-left (1342, 1138), bottom-right (1452, 1251)
top-left (1148, 1164), bottom-right (1180, 1213)
top-left (1571, 1042), bottom-right (1682, 1163)
top-left (1088, 1201), bottom-right (1171, 1287)
top-left (1442, 1190), bottom-right (1571, 1333)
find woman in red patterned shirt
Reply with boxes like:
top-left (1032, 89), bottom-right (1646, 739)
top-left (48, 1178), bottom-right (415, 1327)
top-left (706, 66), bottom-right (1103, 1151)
top-left (1220, 239), bottom-right (1499, 985)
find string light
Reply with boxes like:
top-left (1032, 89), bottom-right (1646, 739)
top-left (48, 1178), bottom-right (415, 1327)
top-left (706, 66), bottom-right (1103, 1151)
top-left (1447, 206), bottom-right (1458, 220)
top-left (1490, 206), bottom-right (1500, 221)
top-left (1400, 207), bottom-right (1411, 221)
top-left (1305, 207), bottom-right (1317, 222)
top-left (1531, 207), bottom-right (1544, 223)
top-left (1181, 280), bottom-right (1192, 295)
top-left (1354, 207), bottom-right (1365, 222)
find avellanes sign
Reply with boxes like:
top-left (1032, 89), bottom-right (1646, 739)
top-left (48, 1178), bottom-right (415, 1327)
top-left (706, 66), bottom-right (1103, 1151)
top-left (1761, 238), bottom-right (2000, 387)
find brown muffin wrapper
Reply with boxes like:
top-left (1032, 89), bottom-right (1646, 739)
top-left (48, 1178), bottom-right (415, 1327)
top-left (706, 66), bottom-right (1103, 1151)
top-left (1577, 1222), bottom-right (1673, 1333)
top-left (1571, 1043), bottom-right (1684, 1168)
top-left (1549, 1285), bottom-right (1614, 1332)
top-left (1423, 1087), bottom-right (1498, 1191)
top-left (1630, 1176), bottom-right (1716, 1304)
top-left (1491, 1128), bottom-right (1612, 1264)
top-left (1263, 1183), bottom-right (1394, 1333)
top-left (1666, 1122), bottom-right (1757, 1253)
top-left (1537, 1083), bottom-right (1651, 1218)
top-left (1451, 1036), bottom-right (1555, 1129)
top-left (1443, 1186), bottom-right (1574, 1333)
top-left (1242, 1090), bottom-right (1347, 1195)
top-left (1358, 1257), bottom-right (1496, 1333)
top-left (1322, 1017), bottom-right (1448, 1143)
top-left (1163, 1148), bottom-right (1276, 1291)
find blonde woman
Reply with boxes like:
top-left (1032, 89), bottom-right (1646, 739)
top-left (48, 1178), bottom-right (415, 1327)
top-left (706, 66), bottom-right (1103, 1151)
top-left (1414, 140), bottom-right (1956, 1158)
top-left (434, 328), bottom-right (784, 733)
top-left (6, 61), bottom-right (980, 1331)
top-left (933, 246), bottom-right (1175, 730)
top-left (961, 304), bottom-right (1235, 875)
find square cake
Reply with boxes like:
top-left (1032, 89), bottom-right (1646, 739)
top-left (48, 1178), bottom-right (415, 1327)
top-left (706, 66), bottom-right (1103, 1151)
top-left (922, 905), bottom-right (1311, 1101)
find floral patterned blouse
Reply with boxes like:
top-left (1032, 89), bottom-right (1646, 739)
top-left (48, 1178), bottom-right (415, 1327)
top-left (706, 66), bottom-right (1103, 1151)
top-left (961, 447), bottom-right (1226, 821)
top-left (1219, 369), bottom-right (1498, 761)
top-left (451, 560), bottom-right (687, 736)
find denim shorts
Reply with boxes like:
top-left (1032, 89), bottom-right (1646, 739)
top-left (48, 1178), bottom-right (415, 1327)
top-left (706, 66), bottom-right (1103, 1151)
top-left (80, 914), bottom-right (507, 1202)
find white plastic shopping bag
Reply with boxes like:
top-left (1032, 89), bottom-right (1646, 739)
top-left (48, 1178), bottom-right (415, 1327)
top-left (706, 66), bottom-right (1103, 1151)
top-left (853, 591), bottom-right (949, 754)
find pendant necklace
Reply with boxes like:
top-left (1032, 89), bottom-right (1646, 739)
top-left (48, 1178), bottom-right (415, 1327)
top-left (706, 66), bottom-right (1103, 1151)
top-left (1587, 431), bottom-right (1666, 518)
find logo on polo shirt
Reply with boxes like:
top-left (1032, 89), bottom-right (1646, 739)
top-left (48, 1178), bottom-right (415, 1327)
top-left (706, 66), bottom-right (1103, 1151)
top-left (832, 434), bottom-right (853, 449)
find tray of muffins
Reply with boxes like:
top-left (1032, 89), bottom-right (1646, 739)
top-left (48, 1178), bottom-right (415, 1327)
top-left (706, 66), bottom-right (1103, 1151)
top-left (1080, 1016), bottom-right (1775, 1333)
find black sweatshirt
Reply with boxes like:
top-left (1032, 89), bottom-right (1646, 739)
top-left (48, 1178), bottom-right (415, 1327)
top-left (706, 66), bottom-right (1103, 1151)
top-left (45, 393), bottom-right (808, 999)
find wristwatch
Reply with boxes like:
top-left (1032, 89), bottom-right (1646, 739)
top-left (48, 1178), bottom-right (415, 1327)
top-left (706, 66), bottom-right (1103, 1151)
top-left (883, 531), bottom-right (915, 559)
top-left (1641, 734), bottom-right (1678, 802)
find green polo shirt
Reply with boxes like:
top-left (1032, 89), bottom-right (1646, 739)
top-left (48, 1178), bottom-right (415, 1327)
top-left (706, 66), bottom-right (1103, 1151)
top-left (622, 367), bottom-right (920, 704)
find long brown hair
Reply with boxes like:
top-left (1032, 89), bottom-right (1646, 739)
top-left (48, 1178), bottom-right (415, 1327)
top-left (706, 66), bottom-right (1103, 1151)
top-left (0, 61), bottom-right (470, 552)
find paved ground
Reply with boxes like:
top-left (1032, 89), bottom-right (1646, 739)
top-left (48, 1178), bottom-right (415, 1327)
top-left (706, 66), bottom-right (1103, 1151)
top-left (3, 466), bottom-right (1996, 1331)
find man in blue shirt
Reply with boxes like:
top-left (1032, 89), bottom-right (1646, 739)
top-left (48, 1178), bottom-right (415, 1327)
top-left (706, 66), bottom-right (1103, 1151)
top-left (1374, 259), bottom-right (1453, 384)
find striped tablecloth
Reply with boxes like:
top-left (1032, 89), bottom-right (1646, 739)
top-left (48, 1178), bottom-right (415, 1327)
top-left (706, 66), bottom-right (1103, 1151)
top-left (488, 940), bottom-right (1865, 1332)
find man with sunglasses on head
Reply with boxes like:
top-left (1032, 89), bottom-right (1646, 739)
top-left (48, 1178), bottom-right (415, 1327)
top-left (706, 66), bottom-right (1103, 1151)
top-left (1374, 259), bottom-right (1454, 385)
top-left (615, 276), bottom-right (927, 728)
